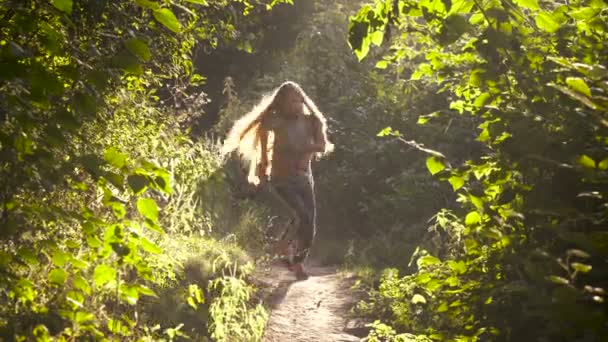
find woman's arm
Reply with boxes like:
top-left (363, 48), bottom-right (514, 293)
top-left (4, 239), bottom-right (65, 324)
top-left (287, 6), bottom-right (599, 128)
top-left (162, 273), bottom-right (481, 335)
top-left (303, 116), bottom-right (333, 153)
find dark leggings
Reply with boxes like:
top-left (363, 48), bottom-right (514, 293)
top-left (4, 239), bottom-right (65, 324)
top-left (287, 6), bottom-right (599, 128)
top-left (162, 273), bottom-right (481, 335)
top-left (272, 175), bottom-right (316, 263)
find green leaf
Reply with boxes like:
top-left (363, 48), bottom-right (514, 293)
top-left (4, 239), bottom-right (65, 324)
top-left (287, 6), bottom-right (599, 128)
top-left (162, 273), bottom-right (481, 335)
top-left (51, 0), bottom-right (73, 14)
top-left (411, 294), bottom-right (427, 304)
top-left (74, 275), bottom-right (91, 295)
top-left (465, 211), bottom-right (481, 226)
top-left (135, 0), bottom-right (160, 9)
top-left (571, 262), bottom-right (592, 273)
top-left (377, 127), bottom-right (393, 137)
top-left (86, 234), bottom-right (102, 248)
top-left (108, 319), bottom-right (126, 334)
top-left (535, 12), bottom-right (561, 33)
top-left (137, 285), bottom-right (158, 297)
top-left (153, 8), bottom-right (181, 33)
top-left (369, 30), bottom-right (384, 46)
top-left (417, 255), bottom-right (440, 268)
top-left (470, 194), bottom-right (484, 210)
top-left (474, 93), bottom-right (491, 108)
top-left (437, 302), bottom-right (449, 312)
top-left (140, 236), bottom-right (162, 254)
top-left (448, 260), bottom-right (467, 274)
top-left (577, 155), bottom-right (596, 169)
top-left (566, 77), bottom-right (592, 97)
top-left (52, 251), bottom-right (71, 267)
top-left (375, 60), bottom-right (389, 69)
top-left (448, 176), bottom-right (465, 191)
top-left (426, 156), bottom-right (446, 175)
top-left (348, 20), bottom-right (371, 61)
top-left (49, 269), bottom-right (68, 285)
top-left (599, 158), bottom-right (608, 170)
top-left (152, 169), bottom-right (172, 194)
top-left (137, 198), bottom-right (159, 222)
top-left (93, 264), bottom-right (117, 287)
top-left (548, 275), bottom-right (570, 285)
top-left (18, 248), bottom-right (39, 266)
top-left (184, 0), bottom-right (208, 4)
top-left (513, 0), bottom-right (539, 10)
top-left (120, 284), bottom-right (139, 305)
top-left (125, 39), bottom-right (151, 62)
top-left (104, 147), bottom-right (127, 169)
top-left (65, 240), bottom-right (79, 249)
top-left (71, 258), bottom-right (89, 269)
top-left (33, 325), bottom-right (50, 340)
top-left (569, 7), bottom-right (601, 21)
top-left (76, 312), bottom-right (95, 324)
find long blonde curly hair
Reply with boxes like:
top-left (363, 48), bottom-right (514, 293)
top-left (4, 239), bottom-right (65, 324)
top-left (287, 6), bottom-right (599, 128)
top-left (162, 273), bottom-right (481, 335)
top-left (221, 81), bottom-right (333, 184)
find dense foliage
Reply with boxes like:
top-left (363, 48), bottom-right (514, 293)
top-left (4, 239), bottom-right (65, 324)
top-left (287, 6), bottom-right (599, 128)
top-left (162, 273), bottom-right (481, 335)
top-left (349, 0), bottom-right (608, 340)
top-left (0, 0), bottom-right (289, 340)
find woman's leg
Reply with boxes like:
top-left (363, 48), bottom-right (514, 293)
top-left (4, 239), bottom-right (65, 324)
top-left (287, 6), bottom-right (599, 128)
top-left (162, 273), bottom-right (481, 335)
top-left (273, 177), bottom-right (316, 264)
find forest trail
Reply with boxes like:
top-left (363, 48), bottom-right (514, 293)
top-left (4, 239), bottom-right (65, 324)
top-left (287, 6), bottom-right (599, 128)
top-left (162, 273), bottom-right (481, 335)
top-left (256, 264), bottom-right (366, 342)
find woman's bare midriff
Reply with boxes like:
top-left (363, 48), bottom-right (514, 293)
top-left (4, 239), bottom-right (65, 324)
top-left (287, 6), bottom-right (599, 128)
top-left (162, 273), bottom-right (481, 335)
top-left (271, 150), bottom-right (313, 180)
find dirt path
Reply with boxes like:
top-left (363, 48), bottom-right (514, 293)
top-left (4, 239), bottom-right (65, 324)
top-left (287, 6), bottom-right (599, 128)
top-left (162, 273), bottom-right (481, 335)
top-left (256, 264), bottom-right (365, 342)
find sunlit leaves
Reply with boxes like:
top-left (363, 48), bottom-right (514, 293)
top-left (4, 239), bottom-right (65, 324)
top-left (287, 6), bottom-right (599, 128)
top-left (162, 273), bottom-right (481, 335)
top-left (93, 264), bottom-right (117, 288)
top-left (188, 284), bottom-right (205, 309)
top-left (104, 147), bottom-right (127, 169)
top-left (464, 211), bottom-right (480, 226)
top-left (153, 8), bottom-right (181, 33)
top-left (577, 155), bottom-right (596, 169)
top-left (565, 77), bottom-right (592, 98)
top-left (377, 126), bottom-right (396, 137)
top-left (549, 275), bottom-right (570, 285)
top-left (139, 236), bottom-right (162, 254)
top-left (348, 2), bottom-right (390, 60)
top-left (376, 60), bottom-right (389, 69)
top-left (49, 269), bottom-right (68, 285)
top-left (569, 7), bottom-right (601, 21)
top-left (448, 176), bottom-right (465, 190)
top-left (512, 0), bottom-right (539, 10)
top-left (137, 198), bottom-right (159, 222)
top-left (535, 12), bottom-right (561, 33)
top-left (447, 260), bottom-right (467, 274)
top-left (86, 234), bottom-right (102, 248)
top-left (347, 0), bottom-right (608, 336)
top-left (571, 262), bottom-right (592, 273)
top-left (448, 0), bottom-right (474, 15)
top-left (52, 251), bottom-right (71, 267)
top-left (426, 156), bottom-right (446, 175)
top-left (73, 275), bottom-right (91, 295)
top-left (417, 255), bottom-right (440, 268)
